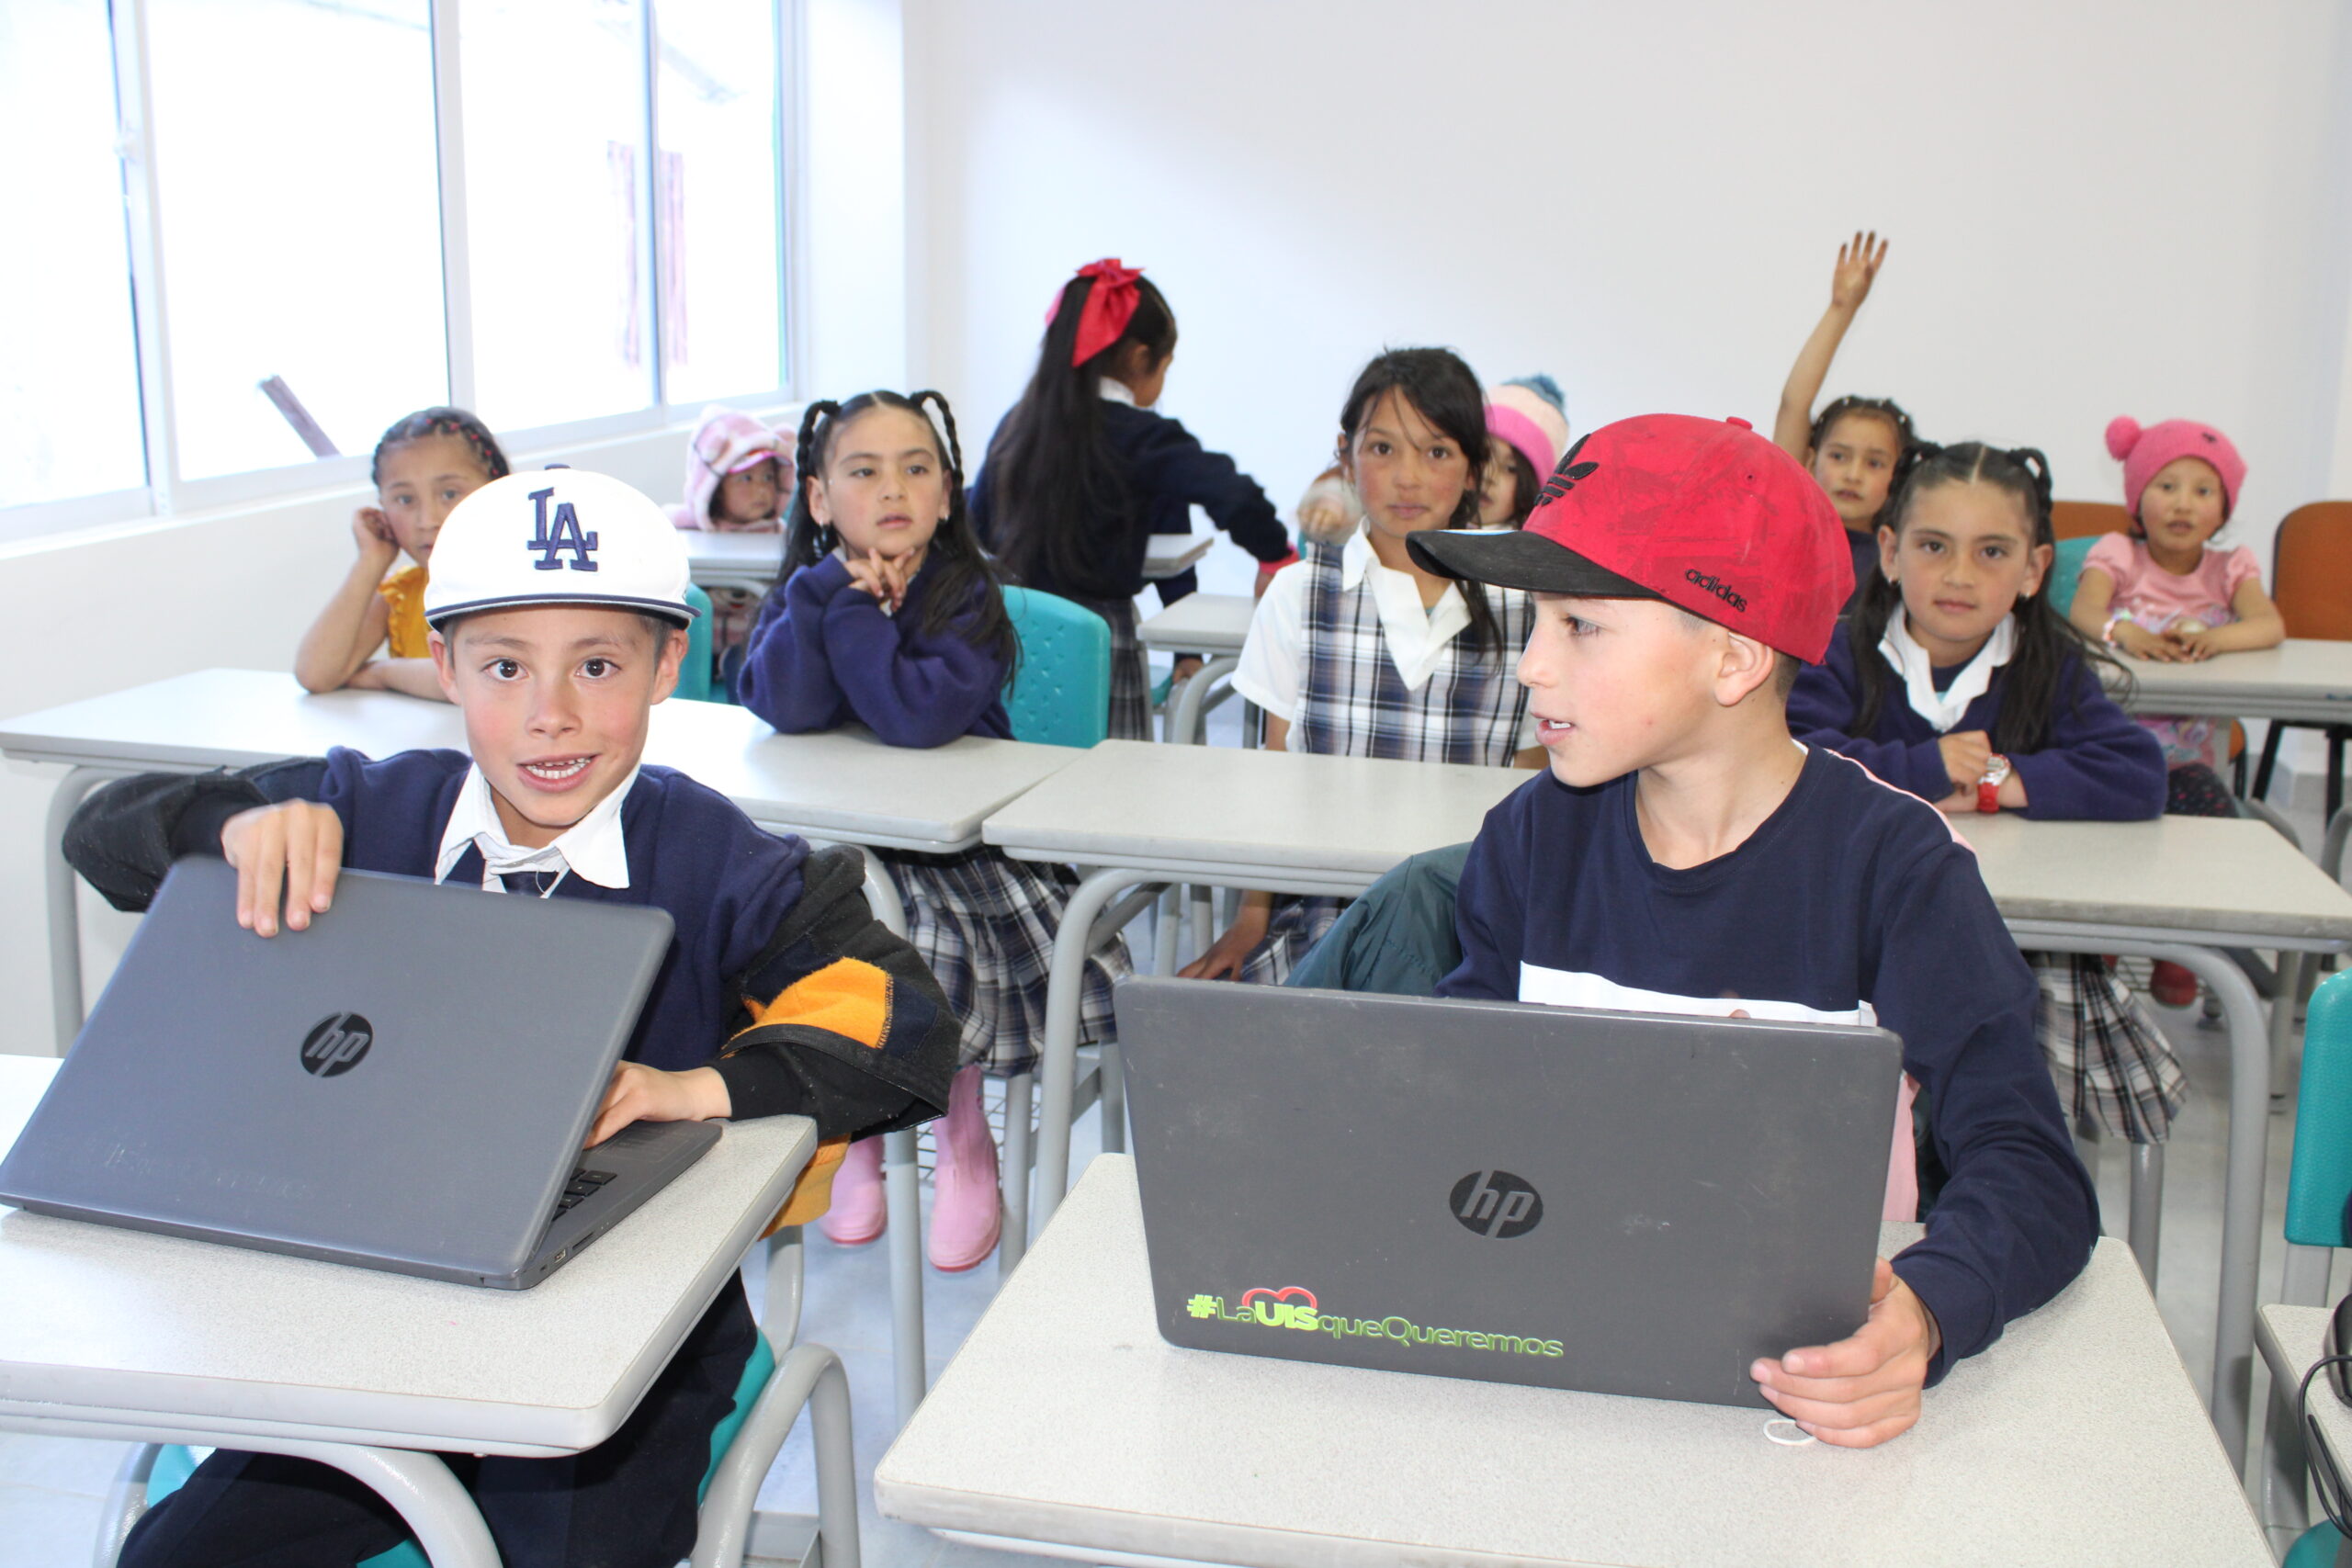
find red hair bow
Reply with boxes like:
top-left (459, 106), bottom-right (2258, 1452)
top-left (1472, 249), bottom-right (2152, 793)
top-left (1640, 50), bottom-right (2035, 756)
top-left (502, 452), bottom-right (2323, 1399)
top-left (1051, 257), bottom-right (1145, 367)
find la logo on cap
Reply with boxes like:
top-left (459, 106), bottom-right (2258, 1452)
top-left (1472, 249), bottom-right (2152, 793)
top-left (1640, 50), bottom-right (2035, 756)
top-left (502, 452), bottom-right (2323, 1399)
top-left (526, 485), bottom-right (599, 574)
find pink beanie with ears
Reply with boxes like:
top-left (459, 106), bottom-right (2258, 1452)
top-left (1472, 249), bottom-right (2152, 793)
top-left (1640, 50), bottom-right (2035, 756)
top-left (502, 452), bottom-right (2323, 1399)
top-left (2106, 416), bottom-right (2246, 519)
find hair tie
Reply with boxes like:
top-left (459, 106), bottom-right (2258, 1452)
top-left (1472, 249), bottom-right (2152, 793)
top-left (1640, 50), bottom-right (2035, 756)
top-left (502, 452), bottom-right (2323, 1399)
top-left (1051, 258), bottom-right (1145, 367)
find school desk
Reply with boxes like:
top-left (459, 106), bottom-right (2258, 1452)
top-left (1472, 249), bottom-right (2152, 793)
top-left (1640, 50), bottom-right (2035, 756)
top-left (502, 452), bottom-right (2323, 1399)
top-left (2109, 638), bottom-right (2352, 726)
top-left (679, 528), bottom-right (787, 596)
top-left (874, 1155), bottom-right (2268, 1568)
top-left (0, 1054), bottom-right (850, 1568)
top-left (2256, 1303), bottom-right (2352, 1546)
top-left (0, 666), bottom-right (1080, 1433)
top-left (1137, 592), bottom-right (1254, 747)
top-left (981, 741), bottom-right (2352, 1472)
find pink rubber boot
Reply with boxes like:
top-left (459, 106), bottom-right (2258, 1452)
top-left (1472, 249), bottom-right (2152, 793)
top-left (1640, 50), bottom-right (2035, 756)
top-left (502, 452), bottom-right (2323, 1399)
top-left (928, 1065), bottom-right (1001, 1272)
top-left (819, 1135), bottom-right (887, 1246)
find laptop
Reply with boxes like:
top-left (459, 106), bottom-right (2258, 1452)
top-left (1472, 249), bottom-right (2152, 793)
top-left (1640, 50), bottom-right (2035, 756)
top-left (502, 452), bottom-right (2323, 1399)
top-left (0, 857), bottom-right (718, 1289)
top-left (1117, 977), bottom-right (1904, 1408)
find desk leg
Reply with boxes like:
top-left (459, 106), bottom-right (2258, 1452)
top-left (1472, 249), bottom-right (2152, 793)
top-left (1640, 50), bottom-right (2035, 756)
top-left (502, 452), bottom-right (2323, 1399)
top-left (2128, 1143), bottom-right (2163, 1287)
top-left (2273, 952), bottom-right (2304, 1102)
top-left (277, 1443), bottom-right (503, 1568)
top-left (45, 766), bottom-right (119, 1053)
top-left (1000, 1071), bottom-right (1034, 1272)
top-left (854, 852), bottom-right (925, 1430)
top-left (1165, 656), bottom-right (1239, 746)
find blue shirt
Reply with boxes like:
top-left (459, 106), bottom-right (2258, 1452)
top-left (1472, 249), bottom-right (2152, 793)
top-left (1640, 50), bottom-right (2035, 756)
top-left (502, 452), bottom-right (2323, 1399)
top-left (1439, 746), bottom-right (2098, 1378)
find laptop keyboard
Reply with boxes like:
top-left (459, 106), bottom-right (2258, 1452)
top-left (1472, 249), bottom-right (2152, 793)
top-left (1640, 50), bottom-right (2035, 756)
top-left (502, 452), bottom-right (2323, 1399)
top-left (557, 1168), bottom-right (616, 1215)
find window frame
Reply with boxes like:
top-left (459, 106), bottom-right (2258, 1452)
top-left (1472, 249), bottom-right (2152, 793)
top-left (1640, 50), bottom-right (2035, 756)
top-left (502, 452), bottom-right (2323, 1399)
top-left (1, 0), bottom-right (796, 541)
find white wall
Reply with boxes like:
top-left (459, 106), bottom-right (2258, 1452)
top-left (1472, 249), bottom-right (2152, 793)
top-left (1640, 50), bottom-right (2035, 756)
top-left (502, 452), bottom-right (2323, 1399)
top-left (905, 0), bottom-right (2352, 598)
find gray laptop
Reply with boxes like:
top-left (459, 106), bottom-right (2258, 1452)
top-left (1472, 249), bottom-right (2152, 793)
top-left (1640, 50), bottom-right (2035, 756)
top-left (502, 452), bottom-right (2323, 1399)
top-left (1118, 977), bottom-right (1903, 1408)
top-left (0, 857), bottom-right (718, 1289)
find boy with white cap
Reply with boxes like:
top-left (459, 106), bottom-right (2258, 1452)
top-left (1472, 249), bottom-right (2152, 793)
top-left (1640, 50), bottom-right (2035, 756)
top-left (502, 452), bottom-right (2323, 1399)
top-left (67, 468), bottom-right (956, 1568)
top-left (1408, 414), bottom-right (2097, 1449)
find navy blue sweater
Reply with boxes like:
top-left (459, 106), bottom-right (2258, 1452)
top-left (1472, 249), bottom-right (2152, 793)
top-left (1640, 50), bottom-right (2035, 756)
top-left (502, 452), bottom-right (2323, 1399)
top-left (735, 552), bottom-right (1012, 749)
top-left (1790, 625), bottom-right (2165, 820)
top-left (968, 400), bottom-right (1293, 604)
top-left (1439, 747), bottom-right (2098, 1379)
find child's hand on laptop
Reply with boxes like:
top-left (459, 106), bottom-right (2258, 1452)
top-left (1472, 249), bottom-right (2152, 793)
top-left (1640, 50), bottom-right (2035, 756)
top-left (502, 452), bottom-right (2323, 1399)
top-left (1749, 1258), bottom-right (1941, 1448)
top-left (220, 801), bottom-right (345, 937)
top-left (588, 1063), bottom-right (730, 1146)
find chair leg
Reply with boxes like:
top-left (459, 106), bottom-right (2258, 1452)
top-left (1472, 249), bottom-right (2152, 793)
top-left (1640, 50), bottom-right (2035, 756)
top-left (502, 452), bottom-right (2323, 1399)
top-left (90, 1444), bottom-right (162, 1568)
top-left (2128, 1141), bottom-right (2163, 1286)
top-left (691, 1343), bottom-right (861, 1568)
top-left (2256, 722), bottom-right (2289, 803)
top-left (2330, 728), bottom-right (2346, 826)
top-left (999, 1071), bottom-right (1034, 1275)
top-left (1098, 1042), bottom-right (1126, 1155)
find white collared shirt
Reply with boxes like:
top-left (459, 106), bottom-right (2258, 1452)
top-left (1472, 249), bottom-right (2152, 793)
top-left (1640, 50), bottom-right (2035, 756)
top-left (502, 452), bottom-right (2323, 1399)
top-left (1232, 527), bottom-right (1536, 748)
top-left (1098, 378), bottom-right (1136, 407)
top-left (432, 763), bottom-right (638, 894)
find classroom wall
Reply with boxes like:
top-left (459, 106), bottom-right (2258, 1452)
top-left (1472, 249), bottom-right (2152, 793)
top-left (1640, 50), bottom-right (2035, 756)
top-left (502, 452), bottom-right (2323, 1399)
top-left (904, 0), bottom-right (2352, 596)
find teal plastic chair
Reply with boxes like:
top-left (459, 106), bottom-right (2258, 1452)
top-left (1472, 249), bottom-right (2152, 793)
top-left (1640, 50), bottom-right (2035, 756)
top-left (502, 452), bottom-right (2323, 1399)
top-left (1000, 585), bottom-right (1112, 748)
top-left (2260, 970), bottom-right (2352, 1555)
top-left (2042, 535), bottom-right (2099, 620)
top-left (675, 583), bottom-right (718, 704)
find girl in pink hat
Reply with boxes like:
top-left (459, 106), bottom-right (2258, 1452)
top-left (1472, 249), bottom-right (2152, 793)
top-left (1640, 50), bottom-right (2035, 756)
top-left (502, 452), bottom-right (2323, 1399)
top-left (669, 405), bottom-right (796, 677)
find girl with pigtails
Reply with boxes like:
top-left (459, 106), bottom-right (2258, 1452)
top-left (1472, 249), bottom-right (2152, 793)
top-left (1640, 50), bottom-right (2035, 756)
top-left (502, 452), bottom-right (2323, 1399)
top-left (1787, 441), bottom-right (2188, 1152)
top-left (735, 389), bottom-right (1131, 1273)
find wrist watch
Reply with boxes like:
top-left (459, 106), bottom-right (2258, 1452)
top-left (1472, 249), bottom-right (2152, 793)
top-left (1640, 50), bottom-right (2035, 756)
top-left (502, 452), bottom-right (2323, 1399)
top-left (1977, 754), bottom-right (2013, 815)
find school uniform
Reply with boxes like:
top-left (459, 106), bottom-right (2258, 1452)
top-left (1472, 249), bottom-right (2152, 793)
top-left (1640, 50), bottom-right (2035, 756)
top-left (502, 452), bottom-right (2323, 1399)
top-left (1442, 745), bottom-right (2100, 1379)
top-left (1227, 530), bottom-right (1535, 981)
top-left (737, 549), bottom-right (1129, 1075)
top-left (67, 746), bottom-right (958, 1568)
top-left (968, 382), bottom-right (1295, 740)
top-left (1790, 622), bottom-right (2185, 1143)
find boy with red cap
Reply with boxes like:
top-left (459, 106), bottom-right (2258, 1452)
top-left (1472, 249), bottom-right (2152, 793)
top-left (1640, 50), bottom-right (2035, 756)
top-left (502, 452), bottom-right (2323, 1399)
top-left (1409, 414), bottom-right (2097, 1449)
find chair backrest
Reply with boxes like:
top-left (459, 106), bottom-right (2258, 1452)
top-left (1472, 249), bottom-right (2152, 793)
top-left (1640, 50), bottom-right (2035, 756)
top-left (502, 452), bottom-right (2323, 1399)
top-left (2043, 536), bottom-right (2100, 619)
top-left (676, 583), bottom-right (717, 703)
top-left (2050, 500), bottom-right (2133, 541)
top-left (2286, 970), bottom-right (2352, 1249)
top-left (1000, 585), bottom-right (1111, 748)
top-left (2273, 502), bottom-right (2352, 641)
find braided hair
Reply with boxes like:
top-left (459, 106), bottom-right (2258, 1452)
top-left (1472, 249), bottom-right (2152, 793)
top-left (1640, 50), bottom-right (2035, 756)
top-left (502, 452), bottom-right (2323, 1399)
top-left (779, 389), bottom-right (1020, 673)
top-left (1849, 440), bottom-right (2127, 750)
top-left (369, 407), bottom-right (510, 490)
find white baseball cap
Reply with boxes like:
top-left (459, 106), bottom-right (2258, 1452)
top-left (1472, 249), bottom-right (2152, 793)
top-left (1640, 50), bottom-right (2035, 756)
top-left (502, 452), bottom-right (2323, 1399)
top-left (423, 468), bottom-right (699, 629)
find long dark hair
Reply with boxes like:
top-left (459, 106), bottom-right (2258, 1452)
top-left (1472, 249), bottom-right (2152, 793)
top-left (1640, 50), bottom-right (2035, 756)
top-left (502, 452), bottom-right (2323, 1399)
top-left (978, 274), bottom-right (1178, 599)
top-left (780, 389), bottom-right (1020, 673)
top-left (1849, 440), bottom-right (2126, 750)
top-left (1338, 347), bottom-right (1504, 652)
top-left (370, 406), bottom-right (510, 489)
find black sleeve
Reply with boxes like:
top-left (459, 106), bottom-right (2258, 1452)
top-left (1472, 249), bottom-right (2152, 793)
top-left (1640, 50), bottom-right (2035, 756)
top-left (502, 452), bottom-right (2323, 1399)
top-left (710, 845), bottom-right (958, 1140)
top-left (63, 759), bottom-right (332, 913)
top-left (1126, 416), bottom-right (1294, 565)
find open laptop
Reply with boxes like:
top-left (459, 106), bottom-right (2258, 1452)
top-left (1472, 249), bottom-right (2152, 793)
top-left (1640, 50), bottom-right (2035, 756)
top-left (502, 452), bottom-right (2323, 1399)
top-left (1117, 977), bottom-right (1903, 1408)
top-left (0, 857), bottom-right (717, 1289)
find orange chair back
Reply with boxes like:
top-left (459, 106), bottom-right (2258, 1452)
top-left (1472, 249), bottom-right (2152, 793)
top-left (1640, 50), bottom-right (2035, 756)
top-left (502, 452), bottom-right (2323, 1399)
top-left (2273, 502), bottom-right (2352, 641)
top-left (2051, 501), bottom-right (2133, 541)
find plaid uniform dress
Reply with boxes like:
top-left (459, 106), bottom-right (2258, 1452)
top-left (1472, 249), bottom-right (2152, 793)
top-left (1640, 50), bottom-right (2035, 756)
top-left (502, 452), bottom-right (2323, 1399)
top-left (884, 845), bottom-right (1133, 1076)
top-left (1238, 542), bottom-right (1533, 983)
top-left (1066, 593), bottom-right (1152, 741)
top-left (2030, 953), bottom-right (2188, 1143)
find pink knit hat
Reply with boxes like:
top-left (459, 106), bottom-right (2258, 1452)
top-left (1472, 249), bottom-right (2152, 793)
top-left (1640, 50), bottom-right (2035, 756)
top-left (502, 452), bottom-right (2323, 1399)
top-left (1485, 375), bottom-right (1571, 477)
top-left (2106, 416), bottom-right (2245, 520)
top-left (672, 405), bottom-right (790, 531)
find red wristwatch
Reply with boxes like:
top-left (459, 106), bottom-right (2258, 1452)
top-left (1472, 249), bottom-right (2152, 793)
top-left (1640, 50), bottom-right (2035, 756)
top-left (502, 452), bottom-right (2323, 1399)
top-left (1977, 754), bottom-right (2012, 814)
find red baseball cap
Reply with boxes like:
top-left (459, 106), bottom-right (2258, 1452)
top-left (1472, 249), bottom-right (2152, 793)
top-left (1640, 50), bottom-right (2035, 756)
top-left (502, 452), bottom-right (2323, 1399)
top-left (1408, 413), bottom-right (1852, 663)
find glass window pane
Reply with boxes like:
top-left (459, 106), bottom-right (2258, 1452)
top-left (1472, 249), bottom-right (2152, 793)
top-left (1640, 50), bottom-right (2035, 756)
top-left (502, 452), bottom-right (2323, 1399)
top-left (463, 0), bottom-right (656, 431)
top-left (0, 0), bottom-right (147, 507)
top-left (145, 0), bottom-right (447, 481)
top-left (654, 0), bottom-right (783, 403)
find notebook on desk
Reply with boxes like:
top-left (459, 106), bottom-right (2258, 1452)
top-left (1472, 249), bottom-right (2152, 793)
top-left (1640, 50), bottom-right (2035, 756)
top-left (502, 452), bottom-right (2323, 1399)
top-left (1118, 977), bottom-right (1903, 1407)
top-left (0, 857), bottom-right (715, 1289)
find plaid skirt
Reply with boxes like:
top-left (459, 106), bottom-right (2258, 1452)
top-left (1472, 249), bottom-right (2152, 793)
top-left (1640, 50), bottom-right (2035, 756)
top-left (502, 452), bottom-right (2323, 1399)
top-left (2030, 951), bottom-right (2188, 1144)
top-left (883, 845), bottom-right (1132, 1077)
top-left (1234, 895), bottom-right (1348, 986)
top-left (1069, 594), bottom-right (1152, 741)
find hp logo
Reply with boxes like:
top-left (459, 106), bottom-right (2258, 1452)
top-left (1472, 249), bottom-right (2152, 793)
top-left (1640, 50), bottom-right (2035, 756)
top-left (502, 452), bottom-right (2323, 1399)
top-left (300, 1013), bottom-right (374, 1077)
top-left (1451, 1169), bottom-right (1543, 1239)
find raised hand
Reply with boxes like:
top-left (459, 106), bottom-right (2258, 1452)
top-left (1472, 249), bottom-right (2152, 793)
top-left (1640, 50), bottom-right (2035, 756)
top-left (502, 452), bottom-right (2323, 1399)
top-left (1830, 231), bottom-right (1889, 310)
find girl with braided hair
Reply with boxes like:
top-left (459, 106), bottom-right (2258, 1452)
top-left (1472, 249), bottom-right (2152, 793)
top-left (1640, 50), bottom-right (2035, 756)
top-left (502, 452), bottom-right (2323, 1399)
top-left (294, 406), bottom-right (510, 701)
top-left (736, 389), bottom-right (1128, 1270)
top-left (1770, 233), bottom-right (1918, 611)
top-left (1788, 441), bottom-right (2188, 1151)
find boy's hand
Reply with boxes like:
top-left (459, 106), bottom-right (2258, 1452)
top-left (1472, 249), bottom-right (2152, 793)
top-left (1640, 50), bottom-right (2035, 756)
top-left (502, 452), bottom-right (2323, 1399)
top-left (1829, 231), bottom-right (1888, 310)
top-left (1751, 1258), bottom-right (1939, 1448)
top-left (220, 801), bottom-right (345, 936)
top-left (352, 507), bottom-right (400, 572)
top-left (1938, 730), bottom-right (1992, 797)
top-left (588, 1063), bottom-right (730, 1146)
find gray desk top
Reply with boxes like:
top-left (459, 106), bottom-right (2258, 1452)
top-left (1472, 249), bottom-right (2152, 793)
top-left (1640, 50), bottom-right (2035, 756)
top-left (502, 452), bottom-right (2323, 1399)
top-left (0, 1055), bottom-right (811, 1458)
top-left (877, 1156), bottom-right (2267, 1568)
top-left (982, 740), bottom-right (1527, 893)
top-left (1136, 592), bottom-right (1254, 655)
top-left (2260, 1303), bottom-right (2352, 1463)
top-left (2110, 638), bottom-right (2352, 721)
top-left (679, 529), bottom-right (786, 591)
top-left (0, 669), bottom-right (1080, 852)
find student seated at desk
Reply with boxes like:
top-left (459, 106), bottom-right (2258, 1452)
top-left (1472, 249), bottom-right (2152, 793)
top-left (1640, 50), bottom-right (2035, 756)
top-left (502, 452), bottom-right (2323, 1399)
top-left (294, 407), bottom-right (511, 703)
top-left (1788, 441), bottom-right (2186, 1150)
top-left (1410, 413), bottom-right (2098, 1449)
top-left (736, 389), bottom-right (1131, 1273)
top-left (667, 404), bottom-right (792, 687)
top-left (66, 469), bottom-right (957, 1568)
